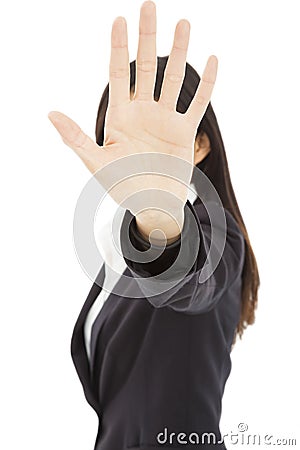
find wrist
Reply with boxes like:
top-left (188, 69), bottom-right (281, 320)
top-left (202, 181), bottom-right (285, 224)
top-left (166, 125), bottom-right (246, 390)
top-left (135, 207), bottom-right (185, 246)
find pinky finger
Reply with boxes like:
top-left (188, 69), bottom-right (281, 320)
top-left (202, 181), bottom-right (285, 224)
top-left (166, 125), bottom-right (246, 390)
top-left (185, 55), bottom-right (218, 127)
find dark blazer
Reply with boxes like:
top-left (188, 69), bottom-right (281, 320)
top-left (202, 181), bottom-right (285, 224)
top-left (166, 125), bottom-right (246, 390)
top-left (71, 197), bottom-right (245, 450)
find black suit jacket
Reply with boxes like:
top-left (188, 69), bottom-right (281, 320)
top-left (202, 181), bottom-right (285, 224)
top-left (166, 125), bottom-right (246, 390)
top-left (70, 198), bottom-right (245, 450)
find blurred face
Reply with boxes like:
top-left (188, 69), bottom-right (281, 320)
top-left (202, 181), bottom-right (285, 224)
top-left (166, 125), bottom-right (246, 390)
top-left (129, 89), bottom-right (211, 165)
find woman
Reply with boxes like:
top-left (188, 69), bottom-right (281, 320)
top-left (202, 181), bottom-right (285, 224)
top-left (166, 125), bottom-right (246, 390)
top-left (48, 1), bottom-right (259, 449)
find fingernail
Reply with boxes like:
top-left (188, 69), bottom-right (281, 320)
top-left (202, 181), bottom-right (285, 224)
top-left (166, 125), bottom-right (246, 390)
top-left (209, 55), bottom-right (218, 68)
top-left (181, 20), bottom-right (190, 33)
top-left (48, 111), bottom-right (61, 124)
top-left (143, 1), bottom-right (155, 10)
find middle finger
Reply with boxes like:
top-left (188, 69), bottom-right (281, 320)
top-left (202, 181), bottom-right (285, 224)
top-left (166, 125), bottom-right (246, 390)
top-left (134, 1), bottom-right (157, 101)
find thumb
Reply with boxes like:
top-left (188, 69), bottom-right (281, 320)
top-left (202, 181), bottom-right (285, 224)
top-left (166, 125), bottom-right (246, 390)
top-left (47, 111), bottom-right (96, 157)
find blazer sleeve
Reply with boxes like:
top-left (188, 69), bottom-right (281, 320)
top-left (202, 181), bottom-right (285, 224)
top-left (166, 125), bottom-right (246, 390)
top-left (119, 199), bottom-right (245, 314)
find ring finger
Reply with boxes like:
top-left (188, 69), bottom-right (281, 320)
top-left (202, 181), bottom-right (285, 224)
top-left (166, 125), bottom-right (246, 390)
top-left (159, 19), bottom-right (190, 111)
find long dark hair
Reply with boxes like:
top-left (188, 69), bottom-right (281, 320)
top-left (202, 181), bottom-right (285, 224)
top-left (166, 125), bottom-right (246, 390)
top-left (95, 56), bottom-right (260, 345)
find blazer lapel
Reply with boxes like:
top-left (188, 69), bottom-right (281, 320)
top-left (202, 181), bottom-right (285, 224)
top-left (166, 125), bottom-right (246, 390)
top-left (70, 258), bottom-right (156, 414)
top-left (70, 264), bottom-right (106, 415)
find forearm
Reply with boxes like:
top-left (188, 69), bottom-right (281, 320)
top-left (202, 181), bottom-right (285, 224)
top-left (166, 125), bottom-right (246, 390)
top-left (120, 201), bottom-right (245, 313)
top-left (135, 207), bottom-right (185, 245)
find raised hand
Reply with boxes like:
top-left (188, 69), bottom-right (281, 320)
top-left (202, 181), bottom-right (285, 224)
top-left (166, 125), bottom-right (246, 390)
top-left (48, 1), bottom-right (218, 243)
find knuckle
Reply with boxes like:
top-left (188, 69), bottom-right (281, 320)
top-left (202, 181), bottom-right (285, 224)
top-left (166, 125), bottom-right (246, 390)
top-left (201, 77), bottom-right (215, 86)
top-left (109, 67), bottom-right (128, 79)
top-left (139, 30), bottom-right (156, 36)
top-left (159, 97), bottom-right (174, 110)
top-left (165, 72), bottom-right (183, 84)
top-left (185, 115), bottom-right (198, 129)
top-left (194, 95), bottom-right (206, 105)
top-left (136, 59), bottom-right (156, 73)
top-left (75, 132), bottom-right (89, 150)
top-left (173, 45), bottom-right (187, 53)
top-left (135, 91), bottom-right (151, 101)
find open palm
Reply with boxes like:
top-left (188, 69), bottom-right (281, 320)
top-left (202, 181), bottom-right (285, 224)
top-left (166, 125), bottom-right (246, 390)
top-left (48, 1), bottom-right (218, 217)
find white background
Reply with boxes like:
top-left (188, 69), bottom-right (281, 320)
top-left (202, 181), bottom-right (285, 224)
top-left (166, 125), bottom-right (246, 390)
top-left (1, 0), bottom-right (299, 448)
